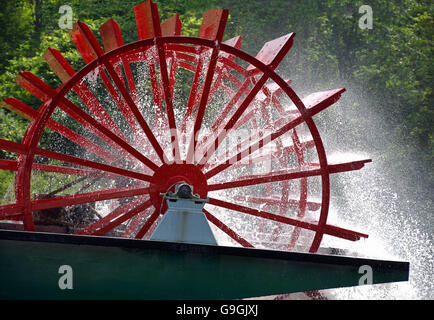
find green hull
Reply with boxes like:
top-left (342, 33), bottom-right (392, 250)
top-left (0, 230), bottom-right (409, 299)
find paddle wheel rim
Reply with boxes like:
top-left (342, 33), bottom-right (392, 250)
top-left (0, 1), bottom-right (370, 253)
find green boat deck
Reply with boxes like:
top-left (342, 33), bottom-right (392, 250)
top-left (0, 230), bottom-right (409, 299)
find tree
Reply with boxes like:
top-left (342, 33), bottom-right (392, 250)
top-left (0, 0), bottom-right (432, 203)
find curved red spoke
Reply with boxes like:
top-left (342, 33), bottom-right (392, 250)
top-left (203, 208), bottom-right (254, 248)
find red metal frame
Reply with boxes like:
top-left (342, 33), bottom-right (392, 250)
top-left (0, 0), bottom-right (371, 254)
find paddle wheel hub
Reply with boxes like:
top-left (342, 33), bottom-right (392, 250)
top-left (149, 163), bottom-right (208, 210)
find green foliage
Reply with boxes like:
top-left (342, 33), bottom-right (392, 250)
top-left (221, 0), bottom-right (433, 179)
top-left (0, 170), bottom-right (14, 204)
top-left (0, 0), bottom-right (432, 203)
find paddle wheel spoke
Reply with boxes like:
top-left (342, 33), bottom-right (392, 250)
top-left (34, 148), bottom-right (151, 182)
top-left (0, 139), bottom-right (113, 178)
top-left (155, 39), bottom-right (181, 161)
top-left (185, 9), bottom-right (229, 163)
top-left (208, 159), bottom-right (371, 191)
top-left (121, 205), bottom-right (153, 238)
top-left (196, 33), bottom-right (296, 166)
top-left (91, 200), bottom-right (153, 236)
top-left (134, 2), bottom-right (166, 137)
top-left (43, 47), bottom-right (128, 142)
top-left (100, 18), bottom-right (138, 104)
top-left (31, 186), bottom-right (149, 212)
top-left (0, 203), bottom-right (23, 219)
top-left (104, 62), bottom-right (168, 164)
top-left (203, 208), bottom-right (254, 248)
top-left (1, 98), bottom-right (116, 162)
top-left (204, 89), bottom-right (347, 179)
top-left (16, 72), bottom-right (158, 170)
top-left (75, 196), bottom-right (145, 235)
top-left (207, 197), bottom-right (367, 241)
top-left (284, 129), bottom-right (309, 248)
top-left (32, 162), bottom-right (94, 176)
top-left (182, 9), bottom-right (232, 121)
top-left (190, 37), bottom-right (243, 121)
top-left (184, 53), bottom-right (204, 120)
top-left (43, 174), bottom-right (95, 199)
top-left (70, 22), bottom-right (145, 139)
top-left (0, 186), bottom-right (149, 220)
top-left (135, 208), bottom-right (161, 239)
top-left (231, 195), bottom-right (321, 212)
top-left (73, 20), bottom-right (168, 165)
top-left (194, 77), bottom-right (252, 156)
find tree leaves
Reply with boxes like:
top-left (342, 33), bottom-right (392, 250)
top-left (0, 0), bottom-right (432, 198)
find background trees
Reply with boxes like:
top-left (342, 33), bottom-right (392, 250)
top-left (0, 0), bottom-right (432, 201)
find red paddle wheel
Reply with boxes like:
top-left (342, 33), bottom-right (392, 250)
top-left (0, 0), bottom-right (370, 254)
